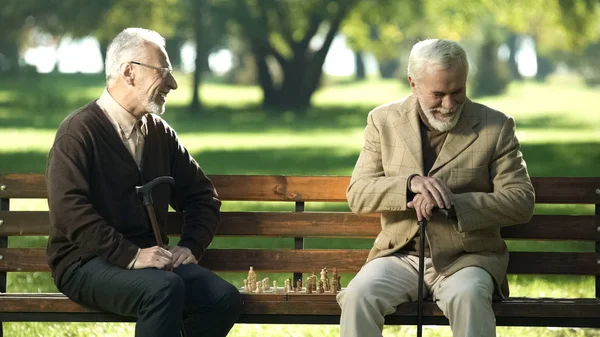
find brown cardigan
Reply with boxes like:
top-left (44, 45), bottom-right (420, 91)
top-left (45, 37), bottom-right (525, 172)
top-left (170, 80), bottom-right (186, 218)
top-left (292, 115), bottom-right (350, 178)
top-left (46, 101), bottom-right (221, 286)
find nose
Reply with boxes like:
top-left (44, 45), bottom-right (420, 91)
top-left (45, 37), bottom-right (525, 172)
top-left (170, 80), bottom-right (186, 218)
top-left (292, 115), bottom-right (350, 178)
top-left (442, 95), bottom-right (454, 111)
top-left (167, 72), bottom-right (178, 90)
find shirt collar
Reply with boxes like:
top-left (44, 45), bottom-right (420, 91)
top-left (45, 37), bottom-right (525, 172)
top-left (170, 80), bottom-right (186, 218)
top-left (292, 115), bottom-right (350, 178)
top-left (96, 88), bottom-right (146, 139)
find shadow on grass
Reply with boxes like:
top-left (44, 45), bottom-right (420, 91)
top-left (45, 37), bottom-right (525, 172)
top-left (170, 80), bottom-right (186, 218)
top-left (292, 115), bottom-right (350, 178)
top-left (516, 115), bottom-right (593, 130)
top-left (520, 142), bottom-right (600, 177)
top-left (192, 147), bottom-right (359, 176)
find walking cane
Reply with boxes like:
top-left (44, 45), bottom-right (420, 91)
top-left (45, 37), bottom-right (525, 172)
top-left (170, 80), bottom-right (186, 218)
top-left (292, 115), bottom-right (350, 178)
top-left (417, 218), bottom-right (427, 337)
top-left (136, 176), bottom-right (187, 337)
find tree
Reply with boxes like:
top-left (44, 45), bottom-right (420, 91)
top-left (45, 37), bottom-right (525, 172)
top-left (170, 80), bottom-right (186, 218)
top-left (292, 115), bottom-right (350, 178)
top-left (222, 0), bottom-right (361, 109)
top-left (342, 0), bottom-right (422, 79)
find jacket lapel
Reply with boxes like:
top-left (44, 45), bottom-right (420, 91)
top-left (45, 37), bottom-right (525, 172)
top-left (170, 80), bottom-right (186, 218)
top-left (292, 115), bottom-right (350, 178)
top-left (392, 96), bottom-right (424, 175)
top-left (430, 99), bottom-right (480, 173)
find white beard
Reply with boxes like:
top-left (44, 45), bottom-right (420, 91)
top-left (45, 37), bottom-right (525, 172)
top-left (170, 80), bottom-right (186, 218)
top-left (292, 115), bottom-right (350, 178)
top-left (423, 103), bottom-right (464, 132)
top-left (138, 89), bottom-right (165, 115)
top-left (146, 98), bottom-right (165, 115)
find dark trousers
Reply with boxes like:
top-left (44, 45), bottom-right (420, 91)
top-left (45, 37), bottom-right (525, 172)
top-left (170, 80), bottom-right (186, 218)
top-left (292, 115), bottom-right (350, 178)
top-left (58, 257), bottom-right (243, 337)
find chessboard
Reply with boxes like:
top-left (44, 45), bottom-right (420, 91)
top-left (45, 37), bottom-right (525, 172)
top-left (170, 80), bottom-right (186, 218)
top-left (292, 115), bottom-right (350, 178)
top-left (240, 266), bottom-right (342, 294)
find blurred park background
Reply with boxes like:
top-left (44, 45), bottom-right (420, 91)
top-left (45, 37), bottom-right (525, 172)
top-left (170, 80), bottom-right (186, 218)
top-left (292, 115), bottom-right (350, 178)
top-left (1, 0), bottom-right (600, 336)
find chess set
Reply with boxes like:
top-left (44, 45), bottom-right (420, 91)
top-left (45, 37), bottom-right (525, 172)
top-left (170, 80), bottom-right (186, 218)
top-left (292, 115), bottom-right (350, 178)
top-left (241, 266), bottom-right (342, 294)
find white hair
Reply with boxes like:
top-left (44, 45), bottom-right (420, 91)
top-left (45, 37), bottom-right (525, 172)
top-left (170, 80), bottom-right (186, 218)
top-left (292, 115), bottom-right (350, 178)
top-left (105, 28), bottom-right (166, 86)
top-left (407, 39), bottom-right (469, 81)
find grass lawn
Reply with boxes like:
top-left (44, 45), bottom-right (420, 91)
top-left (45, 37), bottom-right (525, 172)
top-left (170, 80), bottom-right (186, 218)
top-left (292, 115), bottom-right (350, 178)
top-left (0, 73), bottom-right (599, 336)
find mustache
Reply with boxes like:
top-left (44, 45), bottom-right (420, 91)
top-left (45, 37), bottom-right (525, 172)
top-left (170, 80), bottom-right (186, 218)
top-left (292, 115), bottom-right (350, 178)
top-left (427, 105), bottom-right (463, 115)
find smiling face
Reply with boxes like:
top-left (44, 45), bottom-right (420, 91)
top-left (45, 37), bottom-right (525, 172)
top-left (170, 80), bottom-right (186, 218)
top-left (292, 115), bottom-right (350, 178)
top-left (133, 42), bottom-right (178, 115)
top-left (409, 63), bottom-right (467, 132)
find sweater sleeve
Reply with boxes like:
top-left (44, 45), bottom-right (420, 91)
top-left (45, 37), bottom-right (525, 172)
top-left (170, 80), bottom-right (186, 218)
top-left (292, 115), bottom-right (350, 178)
top-left (47, 134), bottom-right (139, 268)
top-left (167, 131), bottom-right (221, 260)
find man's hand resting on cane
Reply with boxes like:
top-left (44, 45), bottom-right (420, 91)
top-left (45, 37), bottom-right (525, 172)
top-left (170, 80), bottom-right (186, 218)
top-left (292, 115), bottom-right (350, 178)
top-left (409, 175), bottom-right (454, 210)
top-left (132, 246), bottom-right (174, 270)
top-left (408, 194), bottom-right (438, 221)
top-left (408, 176), bottom-right (455, 221)
top-left (168, 246), bottom-right (198, 268)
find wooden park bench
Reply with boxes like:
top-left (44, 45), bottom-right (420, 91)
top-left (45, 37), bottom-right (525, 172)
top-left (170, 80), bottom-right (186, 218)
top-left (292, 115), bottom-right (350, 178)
top-left (1, 173), bottom-right (600, 335)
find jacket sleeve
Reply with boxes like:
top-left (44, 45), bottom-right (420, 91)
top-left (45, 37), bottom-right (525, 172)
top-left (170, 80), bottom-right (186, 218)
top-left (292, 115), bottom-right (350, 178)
top-left (168, 131), bottom-right (221, 260)
top-left (453, 117), bottom-right (535, 232)
top-left (346, 112), bottom-right (415, 214)
top-left (47, 134), bottom-right (139, 267)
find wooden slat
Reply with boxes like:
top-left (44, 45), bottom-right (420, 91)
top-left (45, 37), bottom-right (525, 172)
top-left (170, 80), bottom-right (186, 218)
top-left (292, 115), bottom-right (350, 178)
top-left (0, 174), bottom-right (350, 201)
top-left (532, 177), bottom-right (600, 204)
top-left (1, 211), bottom-right (598, 241)
top-left (1, 294), bottom-right (599, 322)
top-left (500, 215), bottom-right (600, 240)
top-left (2, 174), bottom-right (600, 204)
top-left (1, 248), bottom-right (599, 275)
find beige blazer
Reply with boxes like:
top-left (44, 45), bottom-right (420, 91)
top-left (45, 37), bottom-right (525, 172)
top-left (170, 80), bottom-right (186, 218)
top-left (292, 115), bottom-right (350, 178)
top-left (347, 95), bottom-right (535, 298)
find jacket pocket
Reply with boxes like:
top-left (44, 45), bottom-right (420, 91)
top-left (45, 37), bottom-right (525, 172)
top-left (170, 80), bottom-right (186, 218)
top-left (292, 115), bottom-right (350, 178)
top-left (459, 234), bottom-right (505, 252)
top-left (374, 231), bottom-right (392, 250)
top-left (449, 166), bottom-right (491, 193)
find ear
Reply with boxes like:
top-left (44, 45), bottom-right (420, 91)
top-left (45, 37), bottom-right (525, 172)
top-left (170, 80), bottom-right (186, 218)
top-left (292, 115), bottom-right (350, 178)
top-left (120, 63), bottom-right (135, 86)
top-left (408, 76), bottom-right (416, 93)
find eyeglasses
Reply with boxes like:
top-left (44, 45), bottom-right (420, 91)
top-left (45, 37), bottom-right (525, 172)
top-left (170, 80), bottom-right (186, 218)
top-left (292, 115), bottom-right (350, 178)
top-left (129, 61), bottom-right (173, 78)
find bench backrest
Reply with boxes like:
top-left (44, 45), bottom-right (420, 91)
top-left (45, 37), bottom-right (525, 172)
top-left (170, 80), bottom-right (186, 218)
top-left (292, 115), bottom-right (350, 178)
top-left (1, 174), bottom-right (599, 296)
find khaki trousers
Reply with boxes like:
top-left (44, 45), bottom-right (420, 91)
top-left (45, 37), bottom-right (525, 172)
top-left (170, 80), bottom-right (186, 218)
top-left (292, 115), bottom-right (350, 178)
top-left (336, 254), bottom-right (496, 337)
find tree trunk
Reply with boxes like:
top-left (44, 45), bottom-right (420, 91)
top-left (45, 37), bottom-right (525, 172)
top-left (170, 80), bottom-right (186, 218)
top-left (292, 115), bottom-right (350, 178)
top-left (189, 0), bottom-right (206, 113)
top-left (355, 50), bottom-right (366, 81)
top-left (378, 58), bottom-right (400, 79)
top-left (165, 35), bottom-right (184, 70)
top-left (0, 35), bottom-right (20, 74)
top-left (506, 33), bottom-right (522, 81)
top-left (472, 33), bottom-right (510, 97)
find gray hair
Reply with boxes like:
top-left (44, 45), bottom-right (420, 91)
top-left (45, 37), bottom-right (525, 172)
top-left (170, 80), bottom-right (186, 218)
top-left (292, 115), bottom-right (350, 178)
top-left (407, 39), bottom-right (469, 81)
top-left (105, 28), bottom-right (166, 86)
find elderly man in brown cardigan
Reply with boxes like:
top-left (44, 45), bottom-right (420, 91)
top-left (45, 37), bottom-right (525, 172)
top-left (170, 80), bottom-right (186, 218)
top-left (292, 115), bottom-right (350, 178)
top-left (337, 39), bottom-right (535, 337)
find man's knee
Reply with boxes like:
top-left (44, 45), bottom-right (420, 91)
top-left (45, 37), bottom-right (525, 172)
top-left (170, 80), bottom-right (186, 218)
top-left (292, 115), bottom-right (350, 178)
top-left (443, 273), bottom-right (493, 307)
top-left (214, 282), bottom-right (244, 319)
top-left (144, 272), bottom-right (186, 308)
top-left (338, 279), bottom-right (393, 314)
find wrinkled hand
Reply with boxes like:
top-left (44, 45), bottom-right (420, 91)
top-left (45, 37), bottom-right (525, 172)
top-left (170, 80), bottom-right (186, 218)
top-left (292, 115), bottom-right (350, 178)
top-left (409, 175), bottom-right (453, 209)
top-left (133, 246), bottom-right (173, 270)
top-left (407, 193), bottom-right (437, 221)
top-left (168, 246), bottom-right (198, 268)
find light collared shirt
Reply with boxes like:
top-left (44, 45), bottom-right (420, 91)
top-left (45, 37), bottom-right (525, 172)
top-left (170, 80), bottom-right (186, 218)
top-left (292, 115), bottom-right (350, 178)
top-left (96, 88), bottom-right (147, 169)
top-left (96, 88), bottom-right (144, 269)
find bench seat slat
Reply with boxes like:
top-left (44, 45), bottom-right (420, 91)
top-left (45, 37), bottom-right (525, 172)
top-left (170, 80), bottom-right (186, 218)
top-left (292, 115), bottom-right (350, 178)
top-left (1, 294), bottom-right (599, 325)
top-left (2, 174), bottom-right (600, 204)
top-left (1, 212), bottom-right (598, 241)
top-left (1, 248), bottom-right (599, 275)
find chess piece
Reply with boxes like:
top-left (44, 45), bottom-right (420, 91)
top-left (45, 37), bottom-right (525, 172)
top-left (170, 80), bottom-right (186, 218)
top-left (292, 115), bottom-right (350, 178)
top-left (332, 268), bottom-right (340, 292)
top-left (320, 268), bottom-right (327, 283)
top-left (248, 266), bottom-right (257, 292)
top-left (243, 279), bottom-right (248, 292)
top-left (284, 279), bottom-right (290, 293)
top-left (255, 281), bottom-right (263, 293)
top-left (296, 279), bottom-right (302, 292)
top-left (324, 278), bottom-right (330, 292)
top-left (318, 280), bottom-right (324, 294)
top-left (273, 280), bottom-right (278, 293)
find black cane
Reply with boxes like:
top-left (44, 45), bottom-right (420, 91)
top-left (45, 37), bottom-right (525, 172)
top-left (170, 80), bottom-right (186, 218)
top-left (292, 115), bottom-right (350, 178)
top-left (417, 218), bottom-right (427, 337)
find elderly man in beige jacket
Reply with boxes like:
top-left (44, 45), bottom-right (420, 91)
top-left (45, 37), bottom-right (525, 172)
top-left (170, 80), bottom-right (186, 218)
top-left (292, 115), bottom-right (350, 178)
top-left (337, 39), bottom-right (535, 337)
